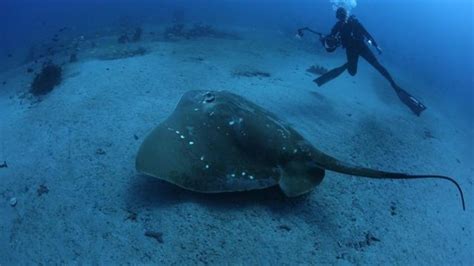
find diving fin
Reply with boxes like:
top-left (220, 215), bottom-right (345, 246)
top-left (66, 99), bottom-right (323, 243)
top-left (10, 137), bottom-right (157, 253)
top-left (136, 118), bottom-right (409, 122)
top-left (396, 88), bottom-right (427, 116)
top-left (313, 64), bottom-right (347, 87)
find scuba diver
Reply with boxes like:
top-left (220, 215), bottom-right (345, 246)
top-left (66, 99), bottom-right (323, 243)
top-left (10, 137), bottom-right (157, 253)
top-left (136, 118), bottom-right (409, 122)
top-left (302, 7), bottom-right (427, 116)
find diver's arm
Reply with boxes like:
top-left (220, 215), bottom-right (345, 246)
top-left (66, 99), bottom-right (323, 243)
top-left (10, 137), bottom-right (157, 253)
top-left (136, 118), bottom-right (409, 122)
top-left (358, 21), bottom-right (377, 46)
top-left (321, 22), bottom-right (341, 45)
top-left (358, 20), bottom-right (382, 54)
top-left (329, 21), bottom-right (341, 37)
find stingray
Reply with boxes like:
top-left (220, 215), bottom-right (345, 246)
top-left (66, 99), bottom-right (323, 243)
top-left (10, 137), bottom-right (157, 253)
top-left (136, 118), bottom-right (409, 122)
top-left (136, 90), bottom-right (465, 210)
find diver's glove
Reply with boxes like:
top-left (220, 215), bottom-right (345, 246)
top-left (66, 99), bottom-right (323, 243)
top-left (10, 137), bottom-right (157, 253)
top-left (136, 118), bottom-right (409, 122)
top-left (375, 46), bottom-right (383, 55)
top-left (368, 40), bottom-right (382, 55)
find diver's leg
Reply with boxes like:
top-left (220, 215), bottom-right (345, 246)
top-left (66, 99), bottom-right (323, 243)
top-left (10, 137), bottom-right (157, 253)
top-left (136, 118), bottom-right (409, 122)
top-left (360, 45), bottom-right (427, 116)
top-left (360, 45), bottom-right (398, 88)
top-left (313, 47), bottom-right (360, 86)
top-left (313, 63), bottom-right (348, 87)
top-left (346, 47), bottom-right (359, 76)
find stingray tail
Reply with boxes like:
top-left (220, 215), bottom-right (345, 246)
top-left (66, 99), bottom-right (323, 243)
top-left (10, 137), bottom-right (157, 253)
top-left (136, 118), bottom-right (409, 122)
top-left (368, 173), bottom-right (465, 211)
top-left (312, 152), bottom-right (466, 211)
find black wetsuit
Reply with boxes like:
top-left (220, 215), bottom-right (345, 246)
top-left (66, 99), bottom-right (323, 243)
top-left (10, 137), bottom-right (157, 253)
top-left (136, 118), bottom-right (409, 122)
top-left (314, 16), bottom-right (427, 116)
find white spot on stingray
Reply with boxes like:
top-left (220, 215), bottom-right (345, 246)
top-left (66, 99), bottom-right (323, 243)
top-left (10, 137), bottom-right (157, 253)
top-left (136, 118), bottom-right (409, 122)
top-left (200, 156), bottom-right (204, 161)
top-left (293, 149), bottom-right (298, 154)
top-left (238, 118), bottom-right (243, 123)
top-left (189, 141), bottom-right (194, 145)
top-left (175, 130), bottom-right (180, 134)
top-left (180, 135), bottom-right (185, 139)
top-left (194, 108), bottom-right (199, 111)
top-left (249, 175), bottom-right (254, 180)
top-left (241, 172), bottom-right (246, 176)
top-left (229, 120), bottom-right (235, 126)
top-left (282, 147), bottom-right (286, 150)
top-left (231, 173), bottom-right (236, 177)
top-left (205, 164), bottom-right (209, 169)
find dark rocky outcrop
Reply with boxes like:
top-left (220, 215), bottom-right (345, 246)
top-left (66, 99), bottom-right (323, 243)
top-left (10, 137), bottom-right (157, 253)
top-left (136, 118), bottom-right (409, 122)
top-left (69, 53), bottom-right (78, 63)
top-left (131, 27), bottom-right (142, 42)
top-left (30, 64), bottom-right (62, 96)
top-left (163, 23), bottom-right (239, 40)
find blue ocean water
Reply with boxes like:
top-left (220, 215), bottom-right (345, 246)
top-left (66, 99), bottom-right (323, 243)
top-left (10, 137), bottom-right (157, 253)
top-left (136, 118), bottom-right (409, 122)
top-left (1, 0), bottom-right (472, 104)
top-left (0, 0), bottom-right (472, 264)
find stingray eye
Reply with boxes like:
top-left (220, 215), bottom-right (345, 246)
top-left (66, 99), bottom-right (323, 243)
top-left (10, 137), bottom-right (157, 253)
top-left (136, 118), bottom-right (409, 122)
top-left (203, 92), bottom-right (215, 103)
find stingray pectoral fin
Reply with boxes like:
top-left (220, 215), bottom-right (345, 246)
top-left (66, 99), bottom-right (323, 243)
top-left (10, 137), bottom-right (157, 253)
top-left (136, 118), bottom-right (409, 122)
top-left (278, 161), bottom-right (325, 197)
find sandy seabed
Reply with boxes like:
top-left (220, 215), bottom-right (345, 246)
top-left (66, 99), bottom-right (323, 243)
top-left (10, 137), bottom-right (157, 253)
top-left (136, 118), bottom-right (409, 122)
top-left (0, 28), bottom-right (472, 264)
